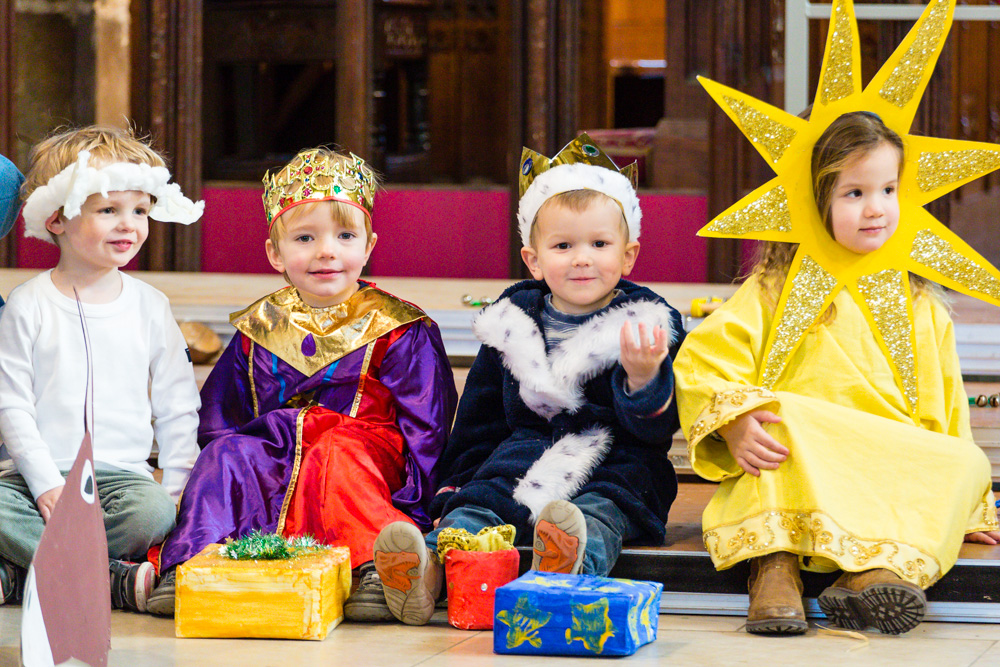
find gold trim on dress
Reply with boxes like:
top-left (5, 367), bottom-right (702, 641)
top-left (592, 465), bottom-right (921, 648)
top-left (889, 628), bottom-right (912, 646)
top-left (349, 342), bottom-right (376, 418)
top-left (277, 408), bottom-right (307, 534)
top-left (703, 508), bottom-right (941, 588)
top-left (687, 387), bottom-right (778, 446)
top-left (248, 340), bottom-right (260, 419)
top-left (230, 284), bottom-right (425, 377)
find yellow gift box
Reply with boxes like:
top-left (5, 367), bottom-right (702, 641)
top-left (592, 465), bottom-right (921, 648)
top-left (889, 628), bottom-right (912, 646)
top-left (175, 543), bottom-right (351, 640)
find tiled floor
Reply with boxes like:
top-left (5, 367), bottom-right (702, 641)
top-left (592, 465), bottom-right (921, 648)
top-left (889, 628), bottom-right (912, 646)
top-left (4, 607), bottom-right (1000, 666)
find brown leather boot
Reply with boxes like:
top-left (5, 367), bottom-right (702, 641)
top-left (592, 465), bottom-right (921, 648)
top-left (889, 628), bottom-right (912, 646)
top-left (746, 551), bottom-right (808, 635)
top-left (817, 568), bottom-right (926, 635)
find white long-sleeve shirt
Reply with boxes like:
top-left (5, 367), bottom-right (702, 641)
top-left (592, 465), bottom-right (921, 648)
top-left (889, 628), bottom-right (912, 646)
top-left (0, 270), bottom-right (201, 500)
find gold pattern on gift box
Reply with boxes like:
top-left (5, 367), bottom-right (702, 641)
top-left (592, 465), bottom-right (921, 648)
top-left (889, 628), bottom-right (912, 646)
top-left (496, 596), bottom-right (552, 649)
top-left (566, 599), bottom-right (615, 654)
top-left (695, 0), bottom-right (1000, 422)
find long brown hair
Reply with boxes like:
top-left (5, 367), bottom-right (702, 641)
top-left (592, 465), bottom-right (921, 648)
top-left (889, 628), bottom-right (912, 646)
top-left (753, 111), bottom-right (940, 311)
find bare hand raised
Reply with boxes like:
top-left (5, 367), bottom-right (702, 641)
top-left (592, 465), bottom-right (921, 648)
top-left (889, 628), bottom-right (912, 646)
top-left (715, 410), bottom-right (787, 477)
top-left (620, 321), bottom-right (670, 393)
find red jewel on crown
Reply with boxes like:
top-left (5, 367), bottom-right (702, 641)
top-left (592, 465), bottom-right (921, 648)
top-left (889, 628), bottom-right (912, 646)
top-left (304, 166), bottom-right (313, 174)
top-left (302, 188), bottom-right (312, 196)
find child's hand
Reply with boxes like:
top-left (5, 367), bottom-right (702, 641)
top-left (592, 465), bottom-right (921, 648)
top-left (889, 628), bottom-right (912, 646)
top-left (620, 321), bottom-right (670, 393)
top-left (36, 484), bottom-right (64, 523)
top-left (716, 410), bottom-right (787, 477)
top-left (965, 530), bottom-right (1000, 545)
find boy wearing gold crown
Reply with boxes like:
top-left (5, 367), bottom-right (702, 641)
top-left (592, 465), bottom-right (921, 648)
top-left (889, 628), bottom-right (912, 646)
top-left (150, 147), bottom-right (457, 620)
top-left (372, 135), bottom-right (684, 626)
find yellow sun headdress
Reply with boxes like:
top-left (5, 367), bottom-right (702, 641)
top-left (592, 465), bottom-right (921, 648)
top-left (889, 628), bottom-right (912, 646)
top-left (699, 0), bottom-right (1000, 419)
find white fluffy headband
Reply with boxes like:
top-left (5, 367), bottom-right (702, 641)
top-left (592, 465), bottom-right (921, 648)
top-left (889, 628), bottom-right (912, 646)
top-left (516, 162), bottom-right (642, 248)
top-left (21, 150), bottom-right (205, 243)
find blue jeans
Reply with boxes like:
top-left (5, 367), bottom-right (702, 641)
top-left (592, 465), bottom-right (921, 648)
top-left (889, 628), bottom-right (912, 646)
top-left (425, 491), bottom-right (642, 577)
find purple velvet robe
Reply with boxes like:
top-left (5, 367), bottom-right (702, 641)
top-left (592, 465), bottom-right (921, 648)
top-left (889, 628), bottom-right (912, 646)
top-left (158, 301), bottom-right (456, 571)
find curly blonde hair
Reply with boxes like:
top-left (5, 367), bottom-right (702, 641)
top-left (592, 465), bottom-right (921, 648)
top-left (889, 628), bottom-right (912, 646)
top-left (21, 125), bottom-right (166, 203)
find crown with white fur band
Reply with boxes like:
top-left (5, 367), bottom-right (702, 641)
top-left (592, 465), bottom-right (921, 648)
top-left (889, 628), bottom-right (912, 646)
top-left (516, 133), bottom-right (641, 248)
top-left (21, 150), bottom-right (204, 244)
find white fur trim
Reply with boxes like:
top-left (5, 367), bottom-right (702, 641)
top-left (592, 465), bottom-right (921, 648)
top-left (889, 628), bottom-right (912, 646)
top-left (549, 300), bottom-right (677, 407)
top-left (473, 297), bottom-right (677, 418)
top-left (517, 163), bottom-right (641, 248)
top-left (473, 299), bottom-right (578, 419)
top-left (22, 150), bottom-right (205, 243)
top-left (512, 427), bottom-right (612, 521)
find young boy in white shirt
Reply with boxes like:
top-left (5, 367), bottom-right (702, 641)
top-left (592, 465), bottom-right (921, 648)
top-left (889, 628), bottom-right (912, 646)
top-left (0, 126), bottom-right (203, 612)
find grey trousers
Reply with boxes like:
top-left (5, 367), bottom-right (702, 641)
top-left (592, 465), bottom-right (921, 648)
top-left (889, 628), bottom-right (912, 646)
top-left (0, 469), bottom-right (177, 568)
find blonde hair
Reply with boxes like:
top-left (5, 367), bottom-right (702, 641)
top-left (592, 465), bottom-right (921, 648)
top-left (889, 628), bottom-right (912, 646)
top-left (20, 126), bottom-right (166, 244)
top-left (753, 111), bottom-right (940, 313)
top-left (529, 189), bottom-right (628, 246)
top-left (21, 126), bottom-right (166, 202)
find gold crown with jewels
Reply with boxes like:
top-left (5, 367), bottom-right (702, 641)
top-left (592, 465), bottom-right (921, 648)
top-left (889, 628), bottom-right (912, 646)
top-left (262, 149), bottom-right (376, 226)
top-left (518, 133), bottom-right (637, 198)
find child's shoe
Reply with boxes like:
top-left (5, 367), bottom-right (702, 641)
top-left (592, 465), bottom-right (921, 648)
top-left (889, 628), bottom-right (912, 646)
top-left (373, 521), bottom-right (442, 625)
top-left (0, 556), bottom-right (24, 605)
top-left (108, 559), bottom-right (155, 613)
top-left (817, 568), bottom-right (926, 634)
top-left (344, 561), bottom-right (394, 622)
top-left (746, 551), bottom-right (807, 635)
top-left (146, 566), bottom-right (176, 617)
top-left (531, 500), bottom-right (586, 574)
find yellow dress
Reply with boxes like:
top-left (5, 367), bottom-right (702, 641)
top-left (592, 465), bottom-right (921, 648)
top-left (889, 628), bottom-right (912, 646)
top-left (674, 276), bottom-right (997, 588)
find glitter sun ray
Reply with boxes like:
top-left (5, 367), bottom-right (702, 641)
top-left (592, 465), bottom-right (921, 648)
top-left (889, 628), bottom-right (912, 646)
top-left (696, 0), bottom-right (1000, 418)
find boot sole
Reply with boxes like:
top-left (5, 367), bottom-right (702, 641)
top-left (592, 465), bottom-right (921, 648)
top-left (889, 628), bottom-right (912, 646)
top-left (373, 522), bottom-right (436, 626)
top-left (532, 500), bottom-right (587, 574)
top-left (746, 617), bottom-right (809, 635)
top-left (818, 583), bottom-right (926, 634)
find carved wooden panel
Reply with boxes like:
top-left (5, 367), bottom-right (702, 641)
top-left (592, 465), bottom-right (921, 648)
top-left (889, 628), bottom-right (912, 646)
top-left (706, 0), bottom-right (784, 282)
top-left (427, 0), bottom-right (510, 183)
top-left (131, 0), bottom-right (203, 271)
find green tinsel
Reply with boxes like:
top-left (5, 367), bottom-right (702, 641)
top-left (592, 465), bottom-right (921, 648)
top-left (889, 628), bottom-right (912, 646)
top-left (217, 530), bottom-right (327, 560)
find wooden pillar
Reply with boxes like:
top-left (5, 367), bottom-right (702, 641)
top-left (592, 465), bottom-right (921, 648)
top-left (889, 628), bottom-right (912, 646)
top-left (131, 0), bottom-right (203, 272)
top-left (338, 0), bottom-right (373, 160)
top-left (705, 0), bottom-right (745, 283)
top-left (0, 0), bottom-right (16, 267)
top-left (511, 0), bottom-right (594, 276)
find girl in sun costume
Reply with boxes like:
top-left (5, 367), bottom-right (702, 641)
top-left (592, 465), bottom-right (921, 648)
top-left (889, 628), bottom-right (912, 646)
top-left (676, 0), bottom-right (1000, 636)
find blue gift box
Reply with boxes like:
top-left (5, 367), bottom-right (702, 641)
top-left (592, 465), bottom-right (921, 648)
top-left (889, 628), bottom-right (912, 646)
top-left (493, 571), bottom-right (662, 657)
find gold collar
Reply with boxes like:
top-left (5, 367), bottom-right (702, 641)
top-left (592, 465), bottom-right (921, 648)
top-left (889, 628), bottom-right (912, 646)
top-left (230, 284), bottom-right (426, 377)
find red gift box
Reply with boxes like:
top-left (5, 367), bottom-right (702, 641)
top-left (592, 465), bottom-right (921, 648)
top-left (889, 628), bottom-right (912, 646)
top-left (444, 549), bottom-right (520, 630)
